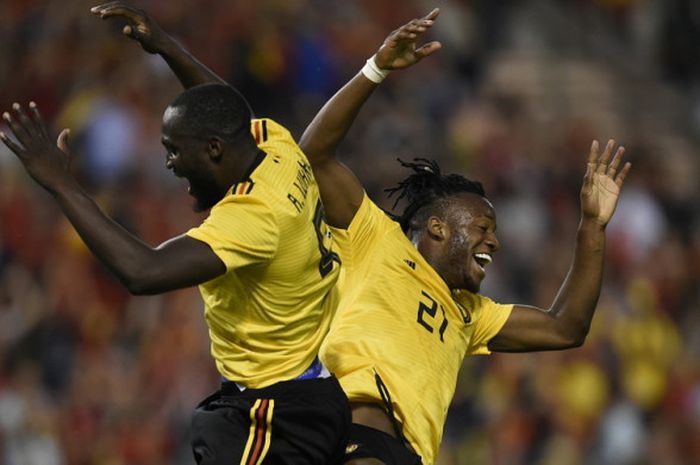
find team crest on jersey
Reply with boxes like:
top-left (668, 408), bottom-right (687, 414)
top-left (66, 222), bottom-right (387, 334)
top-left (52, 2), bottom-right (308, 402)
top-left (231, 180), bottom-right (255, 195)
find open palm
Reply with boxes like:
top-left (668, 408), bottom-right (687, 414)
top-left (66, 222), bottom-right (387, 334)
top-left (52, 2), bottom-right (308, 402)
top-left (580, 139), bottom-right (631, 226)
top-left (1, 102), bottom-right (73, 192)
top-left (375, 9), bottom-right (442, 70)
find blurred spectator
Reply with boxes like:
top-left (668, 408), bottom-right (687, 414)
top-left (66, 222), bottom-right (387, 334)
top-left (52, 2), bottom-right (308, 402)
top-left (1, 1), bottom-right (699, 464)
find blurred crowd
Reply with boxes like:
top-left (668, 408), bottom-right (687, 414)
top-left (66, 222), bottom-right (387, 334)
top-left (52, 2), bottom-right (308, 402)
top-left (1, 1), bottom-right (699, 465)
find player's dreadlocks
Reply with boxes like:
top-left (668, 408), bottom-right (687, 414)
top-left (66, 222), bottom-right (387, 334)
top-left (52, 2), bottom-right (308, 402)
top-left (385, 158), bottom-right (486, 233)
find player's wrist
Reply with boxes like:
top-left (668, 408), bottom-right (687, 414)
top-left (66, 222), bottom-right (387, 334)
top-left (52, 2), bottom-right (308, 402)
top-left (578, 216), bottom-right (608, 233)
top-left (45, 173), bottom-right (80, 198)
top-left (361, 55), bottom-right (391, 83)
top-left (151, 34), bottom-right (177, 55)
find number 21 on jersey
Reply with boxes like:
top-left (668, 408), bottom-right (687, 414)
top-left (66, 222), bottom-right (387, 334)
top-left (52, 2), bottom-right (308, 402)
top-left (416, 290), bottom-right (448, 342)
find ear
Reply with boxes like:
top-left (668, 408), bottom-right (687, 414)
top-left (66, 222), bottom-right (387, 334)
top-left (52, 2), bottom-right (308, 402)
top-left (426, 216), bottom-right (447, 241)
top-left (206, 137), bottom-right (224, 161)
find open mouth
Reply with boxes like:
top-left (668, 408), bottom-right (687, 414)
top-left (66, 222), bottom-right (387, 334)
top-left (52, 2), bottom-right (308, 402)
top-left (173, 173), bottom-right (192, 194)
top-left (473, 253), bottom-right (493, 273)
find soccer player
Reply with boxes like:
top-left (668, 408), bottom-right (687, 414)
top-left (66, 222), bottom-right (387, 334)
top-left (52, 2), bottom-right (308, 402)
top-left (89, 4), bottom-right (632, 465)
top-left (299, 21), bottom-right (631, 465)
top-left (0, 47), bottom-right (348, 465)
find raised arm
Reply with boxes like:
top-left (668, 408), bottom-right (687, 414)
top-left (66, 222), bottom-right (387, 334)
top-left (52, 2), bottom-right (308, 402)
top-left (488, 140), bottom-right (632, 352)
top-left (1, 103), bottom-right (225, 295)
top-left (299, 9), bottom-right (442, 228)
top-left (91, 2), bottom-right (225, 89)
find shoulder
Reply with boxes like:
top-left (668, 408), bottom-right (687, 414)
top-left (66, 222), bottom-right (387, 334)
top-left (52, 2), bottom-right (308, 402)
top-left (251, 118), bottom-right (297, 151)
top-left (453, 290), bottom-right (513, 320)
top-left (345, 194), bottom-right (400, 235)
top-left (207, 187), bottom-right (277, 224)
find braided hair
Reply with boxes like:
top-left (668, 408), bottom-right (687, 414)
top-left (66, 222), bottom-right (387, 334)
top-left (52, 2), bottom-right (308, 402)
top-left (385, 158), bottom-right (486, 233)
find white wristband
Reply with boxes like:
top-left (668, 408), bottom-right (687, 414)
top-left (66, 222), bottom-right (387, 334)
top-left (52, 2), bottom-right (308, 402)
top-left (361, 55), bottom-right (390, 83)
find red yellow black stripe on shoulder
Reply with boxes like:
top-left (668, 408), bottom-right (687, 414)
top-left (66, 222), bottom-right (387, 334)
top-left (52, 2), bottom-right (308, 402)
top-left (252, 119), bottom-right (268, 145)
top-left (231, 180), bottom-right (255, 195)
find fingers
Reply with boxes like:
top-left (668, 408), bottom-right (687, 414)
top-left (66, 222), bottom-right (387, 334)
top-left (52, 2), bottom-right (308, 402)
top-left (407, 18), bottom-right (435, 33)
top-left (90, 1), bottom-right (121, 14)
top-left (57, 129), bottom-right (71, 153)
top-left (91, 2), bottom-right (142, 22)
top-left (393, 13), bottom-right (438, 39)
top-left (607, 146), bottom-right (625, 175)
top-left (422, 8), bottom-right (440, 21)
top-left (16, 102), bottom-right (47, 144)
top-left (583, 145), bottom-right (595, 188)
top-left (394, 30), bottom-right (417, 42)
top-left (29, 101), bottom-right (51, 143)
top-left (92, 2), bottom-right (152, 43)
top-left (587, 138), bottom-right (630, 182)
top-left (91, 1), bottom-right (122, 16)
top-left (386, 19), bottom-right (437, 53)
top-left (588, 139), bottom-right (599, 165)
top-left (415, 41), bottom-right (442, 58)
top-left (0, 131), bottom-right (24, 157)
top-left (2, 102), bottom-right (52, 151)
top-left (394, 24), bottom-right (428, 41)
top-left (382, 8), bottom-right (440, 58)
top-left (91, 1), bottom-right (123, 9)
top-left (3, 105), bottom-right (32, 146)
top-left (91, 1), bottom-right (130, 15)
top-left (596, 139), bottom-right (615, 173)
top-left (615, 162), bottom-right (632, 187)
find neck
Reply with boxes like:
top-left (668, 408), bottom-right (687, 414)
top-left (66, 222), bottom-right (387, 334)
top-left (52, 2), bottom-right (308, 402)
top-left (414, 235), bottom-right (455, 290)
top-left (220, 147), bottom-right (260, 188)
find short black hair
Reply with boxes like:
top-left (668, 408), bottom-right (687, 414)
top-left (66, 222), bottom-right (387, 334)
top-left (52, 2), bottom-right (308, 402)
top-left (166, 83), bottom-right (251, 142)
top-left (385, 158), bottom-right (486, 232)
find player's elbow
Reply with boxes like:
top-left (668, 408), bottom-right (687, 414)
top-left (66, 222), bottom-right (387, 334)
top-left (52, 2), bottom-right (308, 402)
top-left (573, 325), bottom-right (591, 347)
top-left (121, 275), bottom-right (159, 296)
top-left (565, 333), bottom-right (587, 349)
top-left (556, 322), bottom-right (590, 349)
top-left (124, 282), bottom-right (157, 296)
top-left (119, 265), bottom-right (166, 296)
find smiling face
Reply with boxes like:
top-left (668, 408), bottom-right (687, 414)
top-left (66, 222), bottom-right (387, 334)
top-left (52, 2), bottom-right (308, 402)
top-left (161, 106), bottom-right (225, 212)
top-left (436, 193), bottom-right (500, 292)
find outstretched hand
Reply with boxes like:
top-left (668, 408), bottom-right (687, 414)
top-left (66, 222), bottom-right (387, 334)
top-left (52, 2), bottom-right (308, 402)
top-left (580, 139), bottom-right (631, 227)
top-left (1, 103), bottom-right (73, 193)
top-left (375, 8), bottom-right (442, 70)
top-left (91, 1), bottom-right (169, 54)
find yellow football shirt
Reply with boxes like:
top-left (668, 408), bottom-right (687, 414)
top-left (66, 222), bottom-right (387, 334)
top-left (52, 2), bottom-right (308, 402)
top-left (187, 118), bottom-right (341, 389)
top-left (320, 194), bottom-right (512, 465)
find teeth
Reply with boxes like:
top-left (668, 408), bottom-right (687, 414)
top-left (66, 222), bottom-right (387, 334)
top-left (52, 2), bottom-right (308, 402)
top-left (474, 253), bottom-right (492, 265)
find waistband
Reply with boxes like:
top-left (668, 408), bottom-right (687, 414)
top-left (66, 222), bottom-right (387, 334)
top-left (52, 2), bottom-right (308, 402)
top-left (222, 357), bottom-right (331, 393)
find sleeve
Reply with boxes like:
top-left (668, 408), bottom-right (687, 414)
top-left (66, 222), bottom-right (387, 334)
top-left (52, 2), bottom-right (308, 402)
top-left (457, 291), bottom-right (513, 355)
top-left (186, 193), bottom-right (279, 271)
top-left (253, 118), bottom-right (300, 156)
top-left (330, 193), bottom-right (390, 270)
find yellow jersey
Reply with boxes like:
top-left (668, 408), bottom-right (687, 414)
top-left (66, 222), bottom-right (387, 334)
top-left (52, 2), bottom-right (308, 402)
top-left (320, 194), bottom-right (512, 465)
top-left (187, 118), bottom-right (341, 389)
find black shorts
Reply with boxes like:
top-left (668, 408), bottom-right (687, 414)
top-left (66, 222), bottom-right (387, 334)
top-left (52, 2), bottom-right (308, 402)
top-left (343, 423), bottom-right (423, 465)
top-left (191, 376), bottom-right (351, 465)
